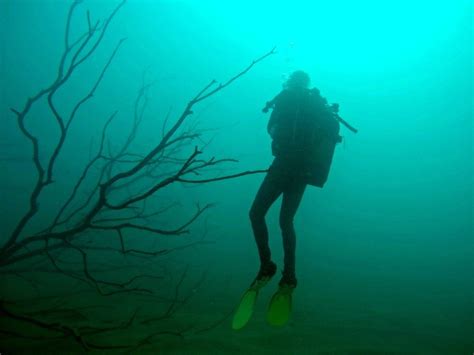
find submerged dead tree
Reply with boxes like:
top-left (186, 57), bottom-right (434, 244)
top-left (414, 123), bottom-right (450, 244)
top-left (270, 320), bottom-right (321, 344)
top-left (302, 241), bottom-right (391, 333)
top-left (0, 0), bottom-right (274, 351)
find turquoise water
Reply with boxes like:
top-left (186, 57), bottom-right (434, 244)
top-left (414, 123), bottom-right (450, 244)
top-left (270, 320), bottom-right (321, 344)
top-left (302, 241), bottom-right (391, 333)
top-left (0, 0), bottom-right (472, 353)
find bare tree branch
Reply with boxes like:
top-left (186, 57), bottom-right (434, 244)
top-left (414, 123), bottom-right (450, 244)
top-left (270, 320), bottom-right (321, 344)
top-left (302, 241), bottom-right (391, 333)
top-left (1, 0), bottom-right (276, 350)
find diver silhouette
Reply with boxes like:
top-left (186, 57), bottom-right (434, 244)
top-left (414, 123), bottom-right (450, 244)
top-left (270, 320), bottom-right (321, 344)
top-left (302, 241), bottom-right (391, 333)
top-left (249, 70), bottom-right (342, 289)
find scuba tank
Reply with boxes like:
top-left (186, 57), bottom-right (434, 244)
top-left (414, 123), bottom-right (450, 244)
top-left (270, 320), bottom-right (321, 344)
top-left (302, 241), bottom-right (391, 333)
top-left (263, 88), bottom-right (355, 188)
top-left (305, 106), bottom-right (342, 187)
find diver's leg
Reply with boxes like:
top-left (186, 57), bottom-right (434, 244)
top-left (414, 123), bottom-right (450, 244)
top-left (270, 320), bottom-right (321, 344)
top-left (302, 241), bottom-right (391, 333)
top-left (279, 179), bottom-right (307, 287)
top-left (249, 168), bottom-right (285, 269)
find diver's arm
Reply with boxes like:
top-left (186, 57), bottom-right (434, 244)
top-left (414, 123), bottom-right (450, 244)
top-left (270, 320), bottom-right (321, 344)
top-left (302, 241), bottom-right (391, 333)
top-left (267, 109), bottom-right (280, 138)
top-left (262, 90), bottom-right (285, 113)
top-left (262, 100), bottom-right (275, 113)
top-left (263, 91), bottom-right (285, 137)
top-left (262, 94), bottom-right (278, 113)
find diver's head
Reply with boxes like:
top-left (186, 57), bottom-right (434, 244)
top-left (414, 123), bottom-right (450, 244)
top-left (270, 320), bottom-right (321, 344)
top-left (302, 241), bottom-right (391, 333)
top-left (284, 70), bottom-right (310, 90)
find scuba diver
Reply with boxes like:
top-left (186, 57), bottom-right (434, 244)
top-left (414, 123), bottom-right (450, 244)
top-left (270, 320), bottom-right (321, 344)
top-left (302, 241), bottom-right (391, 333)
top-left (249, 70), bottom-right (343, 291)
top-left (233, 70), bottom-right (356, 329)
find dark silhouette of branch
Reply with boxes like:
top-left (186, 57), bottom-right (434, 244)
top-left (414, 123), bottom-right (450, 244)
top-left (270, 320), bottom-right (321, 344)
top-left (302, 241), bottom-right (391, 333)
top-left (2, 0), bottom-right (126, 255)
top-left (1, 0), bottom-right (276, 351)
top-left (177, 168), bottom-right (270, 184)
top-left (193, 46), bottom-right (276, 103)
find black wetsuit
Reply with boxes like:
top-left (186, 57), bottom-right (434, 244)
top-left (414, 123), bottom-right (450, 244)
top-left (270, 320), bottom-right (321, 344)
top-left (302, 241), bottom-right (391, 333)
top-left (249, 87), bottom-right (338, 284)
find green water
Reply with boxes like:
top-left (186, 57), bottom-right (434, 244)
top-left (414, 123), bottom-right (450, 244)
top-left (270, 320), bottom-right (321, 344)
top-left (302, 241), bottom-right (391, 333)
top-left (0, 0), bottom-right (472, 353)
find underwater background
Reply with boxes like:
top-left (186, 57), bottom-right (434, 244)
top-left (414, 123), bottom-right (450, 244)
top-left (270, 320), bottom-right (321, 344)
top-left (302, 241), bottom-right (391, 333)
top-left (0, 0), bottom-right (472, 353)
